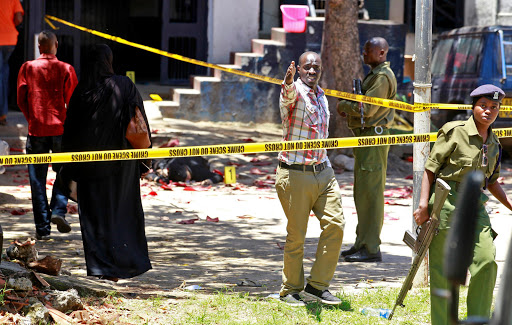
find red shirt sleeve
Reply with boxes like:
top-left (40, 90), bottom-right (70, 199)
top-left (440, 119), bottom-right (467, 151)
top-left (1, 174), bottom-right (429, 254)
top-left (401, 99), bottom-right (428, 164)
top-left (16, 62), bottom-right (29, 119)
top-left (14, 0), bottom-right (24, 14)
top-left (63, 65), bottom-right (78, 106)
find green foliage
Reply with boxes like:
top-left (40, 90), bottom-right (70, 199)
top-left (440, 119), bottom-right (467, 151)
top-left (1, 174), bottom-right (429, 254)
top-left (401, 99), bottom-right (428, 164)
top-left (111, 286), bottom-right (443, 324)
top-left (0, 283), bottom-right (8, 306)
top-left (104, 286), bottom-right (486, 324)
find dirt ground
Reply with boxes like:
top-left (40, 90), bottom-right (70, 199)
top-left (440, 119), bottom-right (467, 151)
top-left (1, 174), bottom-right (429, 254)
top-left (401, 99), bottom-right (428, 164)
top-left (1, 100), bottom-right (512, 302)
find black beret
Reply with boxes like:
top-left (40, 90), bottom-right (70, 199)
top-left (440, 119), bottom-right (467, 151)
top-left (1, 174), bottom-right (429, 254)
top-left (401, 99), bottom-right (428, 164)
top-left (470, 84), bottom-right (505, 102)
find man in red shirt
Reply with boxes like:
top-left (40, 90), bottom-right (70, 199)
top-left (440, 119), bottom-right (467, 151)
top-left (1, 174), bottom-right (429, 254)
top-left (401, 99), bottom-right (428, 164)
top-left (17, 31), bottom-right (78, 240)
top-left (0, 0), bottom-right (24, 125)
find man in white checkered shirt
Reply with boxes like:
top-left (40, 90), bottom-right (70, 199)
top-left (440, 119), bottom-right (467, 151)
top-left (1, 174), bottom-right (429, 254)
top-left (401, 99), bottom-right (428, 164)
top-left (276, 51), bottom-right (345, 307)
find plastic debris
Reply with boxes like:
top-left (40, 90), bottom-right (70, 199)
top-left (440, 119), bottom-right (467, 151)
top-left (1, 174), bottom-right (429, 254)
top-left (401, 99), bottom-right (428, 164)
top-left (183, 285), bottom-right (201, 291)
top-left (11, 208), bottom-right (28, 215)
top-left (176, 218), bottom-right (199, 225)
top-left (250, 168), bottom-right (265, 175)
top-left (360, 307), bottom-right (391, 319)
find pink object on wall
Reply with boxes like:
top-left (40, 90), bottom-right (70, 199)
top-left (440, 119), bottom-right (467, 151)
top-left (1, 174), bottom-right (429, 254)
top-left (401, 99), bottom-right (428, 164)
top-left (280, 5), bottom-right (309, 33)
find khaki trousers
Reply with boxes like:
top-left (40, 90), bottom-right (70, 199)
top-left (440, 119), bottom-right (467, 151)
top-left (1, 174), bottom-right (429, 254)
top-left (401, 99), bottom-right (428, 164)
top-left (276, 165), bottom-right (345, 296)
top-left (429, 181), bottom-right (497, 325)
top-left (352, 127), bottom-right (390, 254)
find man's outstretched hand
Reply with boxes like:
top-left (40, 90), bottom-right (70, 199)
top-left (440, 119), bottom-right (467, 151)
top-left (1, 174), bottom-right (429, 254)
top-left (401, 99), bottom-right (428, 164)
top-left (285, 61), bottom-right (296, 85)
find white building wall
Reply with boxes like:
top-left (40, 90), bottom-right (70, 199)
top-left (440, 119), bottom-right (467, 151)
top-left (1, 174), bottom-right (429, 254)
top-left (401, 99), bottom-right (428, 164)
top-left (497, 0), bottom-right (512, 25)
top-left (389, 0), bottom-right (404, 23)
top-left (465, 0), bottom-right (498, 26)
top-left (207, 0), bottom-right (260, 64)
top-left (260, 0), bottom-right (280, 37)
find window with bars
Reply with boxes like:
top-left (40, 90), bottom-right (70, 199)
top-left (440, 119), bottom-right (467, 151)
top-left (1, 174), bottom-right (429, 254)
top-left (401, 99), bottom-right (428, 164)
top-left (168, 37), bottom-right (206, 80)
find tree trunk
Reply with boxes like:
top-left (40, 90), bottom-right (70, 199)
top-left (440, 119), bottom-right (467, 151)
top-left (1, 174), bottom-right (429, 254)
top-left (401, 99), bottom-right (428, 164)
top-left (320, 0), bottom-right (363, 149)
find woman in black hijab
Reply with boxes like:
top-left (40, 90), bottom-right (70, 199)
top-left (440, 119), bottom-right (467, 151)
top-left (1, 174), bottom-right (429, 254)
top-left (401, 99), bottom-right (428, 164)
top-left (62, 44), bottom-right (152, 281)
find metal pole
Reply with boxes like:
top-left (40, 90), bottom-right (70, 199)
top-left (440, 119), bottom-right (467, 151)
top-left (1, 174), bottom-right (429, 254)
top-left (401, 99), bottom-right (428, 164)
top-left (412, 0), bottom-right (433, 287)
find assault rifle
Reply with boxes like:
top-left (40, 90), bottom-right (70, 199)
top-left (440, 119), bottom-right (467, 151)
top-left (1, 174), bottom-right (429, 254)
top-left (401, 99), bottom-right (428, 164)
top-left (352, 79), bottom-right (364, 129)
top-left (388, 178), bottom-right (451, 320)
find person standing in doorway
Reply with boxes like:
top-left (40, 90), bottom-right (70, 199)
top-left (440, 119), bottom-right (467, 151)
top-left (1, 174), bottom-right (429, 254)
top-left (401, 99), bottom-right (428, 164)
top-left (17, 31), bottom-right (78, 240)
top-left (0, 0), bottom-right (24, 125)
top-left (337, 37), bottom-right (397, 262)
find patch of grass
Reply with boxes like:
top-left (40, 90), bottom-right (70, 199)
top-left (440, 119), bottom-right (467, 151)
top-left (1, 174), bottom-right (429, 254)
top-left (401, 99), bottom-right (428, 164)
top-left (0, 284), bottom-right (6, 306)
top-left (107, 286), bottom-right (478, 324)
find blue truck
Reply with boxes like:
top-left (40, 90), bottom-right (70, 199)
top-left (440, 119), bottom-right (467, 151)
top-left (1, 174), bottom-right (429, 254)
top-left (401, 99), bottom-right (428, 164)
top-left (430, 25), bottom-right (512, 128)
top-left (429, 25), bottom-right (512, 153)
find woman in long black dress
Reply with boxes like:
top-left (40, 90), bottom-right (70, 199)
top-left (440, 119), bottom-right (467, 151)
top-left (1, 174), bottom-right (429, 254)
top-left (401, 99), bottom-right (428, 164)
top-left (62, 44), bottom-right (151, 280)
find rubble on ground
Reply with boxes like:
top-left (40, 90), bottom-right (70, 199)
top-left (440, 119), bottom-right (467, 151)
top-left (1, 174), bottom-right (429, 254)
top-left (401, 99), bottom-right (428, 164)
top-left (0, 239), bottom-right (118, 324)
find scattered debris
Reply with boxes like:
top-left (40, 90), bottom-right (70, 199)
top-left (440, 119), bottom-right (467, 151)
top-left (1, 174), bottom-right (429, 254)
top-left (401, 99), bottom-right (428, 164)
top-left (6, 277), bottom-right (33, 291)
top-left (24, 298), bottom-right (50, 324)
top-left (383, 186), bottom-right (413, 199)
top-left (238, 279), bottom-right (262, 287)
top-left (176, 217), bottom-right (199, 225)
top-left (237, 215), bottom-right (254, 219)
top-left (28, 255), bottom-right (62, 276)
top-left (384, 213), bottom-right (399, 221)
top-left (48, 288), bottom-right (84, 313)
top-left (6, 238), bottom-right (38, 264)
top-left (183, 285), bottom-right (201, 291)
top-left (159, 138), bottom-right (179, 148)
top-left (10, 208), bottom-right (29, 215)
top-left (355, 282), bottom-right (374, 289)
top-left (206, 216), bottom-right (219, 222)
top-left (250, 167), bottom-right (266, 175)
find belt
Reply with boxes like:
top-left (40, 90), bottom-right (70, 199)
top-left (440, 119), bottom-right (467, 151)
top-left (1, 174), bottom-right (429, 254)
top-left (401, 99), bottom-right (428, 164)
top-left (279, 161), bottom-right (328, 173)
top-left (356, 126), bottom-right (387, 134)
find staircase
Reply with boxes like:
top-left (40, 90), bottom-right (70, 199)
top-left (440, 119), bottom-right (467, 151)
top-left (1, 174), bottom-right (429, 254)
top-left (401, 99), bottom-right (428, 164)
top-left (154, 18), bottom-right (325, 124)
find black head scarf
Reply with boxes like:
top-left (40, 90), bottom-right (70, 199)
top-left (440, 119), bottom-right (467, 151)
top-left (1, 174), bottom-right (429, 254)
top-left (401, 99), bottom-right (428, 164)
top-left (79, 44), bottom-right (114, 90)
top-left (62, 44), bottom-right (149, 180)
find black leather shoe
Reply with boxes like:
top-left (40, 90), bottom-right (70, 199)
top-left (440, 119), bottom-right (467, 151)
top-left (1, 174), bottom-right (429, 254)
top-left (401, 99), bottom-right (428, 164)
top-left (51, 215), bottom-right (71, 233)
top-left (344, 247), bottom-right (382, 262)
top-left (341, 246), bottom-right (360, 257)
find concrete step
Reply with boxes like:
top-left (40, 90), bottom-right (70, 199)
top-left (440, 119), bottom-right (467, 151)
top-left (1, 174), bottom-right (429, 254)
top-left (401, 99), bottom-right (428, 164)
top-left (153, 101), bottom-right (180, 119)
top-left (251, 39), bottom-right (285, 55)
top-left (271, 27), bottom-right (287, 44)
top-left (171, 88), bottom-right (201, 119)
top-left (172, 88), bottom-right (200, 103)
top-left (192, 76), bottom-right (221, 91)
top-left (212, 64), bottom-right (246, 81)
top-left (234, 53), bottom-right (264, 72)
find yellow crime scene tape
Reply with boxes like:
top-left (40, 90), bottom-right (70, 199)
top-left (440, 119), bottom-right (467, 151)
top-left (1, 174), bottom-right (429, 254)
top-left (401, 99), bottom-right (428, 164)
top-left (2, 129), bottom-right (512, 166)
top-left (44, 15), bottom-right (512, 113)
